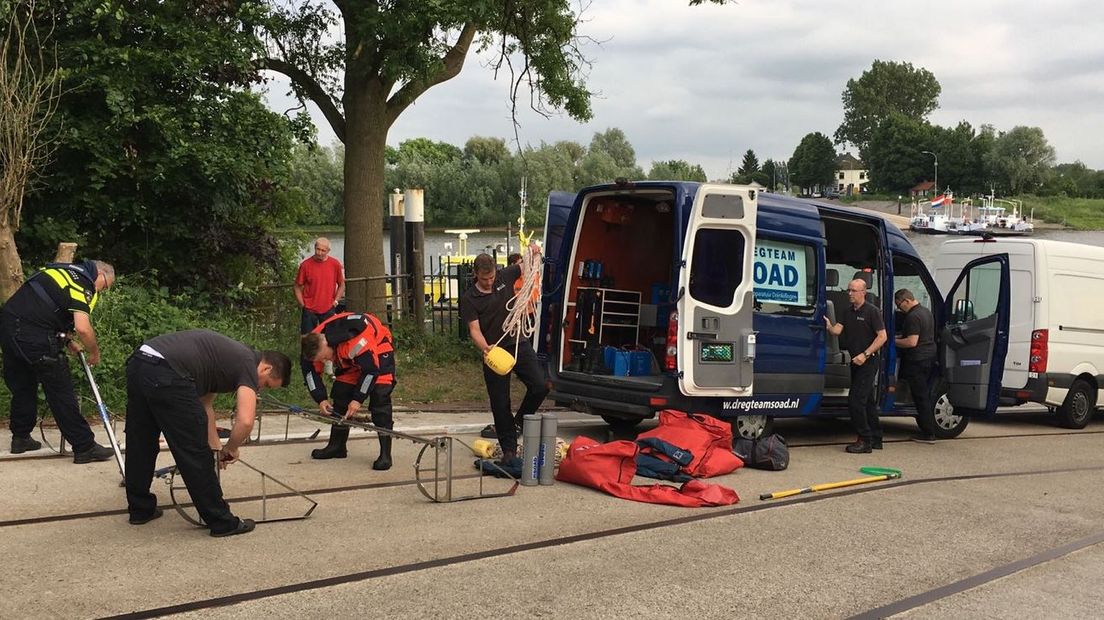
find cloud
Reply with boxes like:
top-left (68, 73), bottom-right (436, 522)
top-left (260, 0), bottom-right (1104, 177)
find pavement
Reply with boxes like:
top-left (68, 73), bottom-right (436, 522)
top-left (2, 406), bottom-right (1103, 619)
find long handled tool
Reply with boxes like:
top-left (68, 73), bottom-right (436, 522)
top-left (759, 467), bottom-right (902, 501)
top-left (78, 351), bottom-right (125, 482)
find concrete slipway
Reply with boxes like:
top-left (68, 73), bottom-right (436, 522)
top-left (2, 407), bottom-right (1102, 619)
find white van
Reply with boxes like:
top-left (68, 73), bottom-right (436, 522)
top-left (934, 237), bottom-right (1104, 428)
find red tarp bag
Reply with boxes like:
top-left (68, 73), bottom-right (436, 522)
top-left (636, 410), bottom-right (744, 477)
top-left (555, 436), bottom-right (739, 507)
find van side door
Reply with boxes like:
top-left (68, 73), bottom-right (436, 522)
top-left (941, 254), bottom-right (1011, 415)
top-left (677, 184), bottom-right (758, 396)
top-left (537, 191), bottom-right (577, 356)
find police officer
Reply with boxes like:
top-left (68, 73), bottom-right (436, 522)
top-left (301, 312), bottom-right (396, 470)
top-left (1, 260), bottom-right (117, 462)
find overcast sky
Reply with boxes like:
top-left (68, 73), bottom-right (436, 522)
top-left (259, 0), bottom-right (1104, 180)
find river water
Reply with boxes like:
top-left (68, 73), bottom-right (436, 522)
top-left (311, 228), bottom-right (1104, 274)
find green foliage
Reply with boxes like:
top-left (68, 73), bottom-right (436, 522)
top-left (738, 149), bottom-right (760, 176)
top-left (984, 126), bottom-right (1056, 194)
top-left (866, 113), bottom-right (933, 194)
top-left (16, 0), bottom-right (301, 294)
top-left (287, 143), bottom-right (344, 225)
top-left (647, 160), bottom-right (707, 182)
top-left (1022, 196), bottom-right (1104, 229)
top-left (788, 132), bottom-right (837, 191)
top-left (836, 60), bottom-right (941, 158)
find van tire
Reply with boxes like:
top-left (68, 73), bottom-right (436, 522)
top-left (731, 415), bottom-right (774, 440)
top-left (918, 385), bottom-right (969, 439)
top-left (1056, 379), bottom-right (1096, 429)
top-left (600, 414), bottom-right (643, 432)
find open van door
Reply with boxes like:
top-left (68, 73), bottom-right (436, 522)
top-left (536, 191), bottom-right (576, 356)
top-left (940, 254), bottom-right (1011, 416)
top-left (677, 184), bottom-right (758, 396)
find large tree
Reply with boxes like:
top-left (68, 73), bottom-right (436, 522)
top-left (835, 60), bottom-right (940, 159)
top-left (788, 132), bottom-right (837, 192)
top-left (258, 0), bottom-right (725, 312)
top-left (985, 126), bottom-right (1056, 194)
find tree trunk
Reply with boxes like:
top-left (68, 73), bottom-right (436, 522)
top-left (342, 79), bottom-right (390, 315)
top-left (55, 242), bottom-right (77, 263)
top-left (0, 222), bottom-right (23, 303)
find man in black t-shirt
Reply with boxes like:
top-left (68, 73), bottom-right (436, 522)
top-left (123, 330), bottom-right (292, 537)
top-left (894, 289), bottom-right (938, 441)
top-left (0, 260), bottom-right (117, 462)
top-left (459, 248), bottom-right (547, 462)
top-left (826, 277), bottom-right (888, 453)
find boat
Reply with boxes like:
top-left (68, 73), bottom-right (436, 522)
top-left (909, 191), bottom-right (978, 234)
top-left (977, 191), bottom-right (1034, 235)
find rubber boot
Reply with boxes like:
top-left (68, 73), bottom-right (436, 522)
top-left (312, 426), bottom-right (349, 459)
top-left (372, 435), bottom-right (392, 471)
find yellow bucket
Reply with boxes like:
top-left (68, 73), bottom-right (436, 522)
top-left (484, 346), bottom-right (516, 375)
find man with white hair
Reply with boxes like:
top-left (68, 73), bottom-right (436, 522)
top-left (295, 237), bottom-right (346, 335)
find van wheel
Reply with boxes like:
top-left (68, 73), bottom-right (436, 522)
top-left (600, 414), bottom-right (643, 432)
top-left (919, 388), bottom-right (969, 439)
top-left (1056, 379), bottom-right (1096, 429)
top-left (731, 415), bottom-right (774, 440)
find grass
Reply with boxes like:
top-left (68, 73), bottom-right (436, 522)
top-left (1019, 196), bottom-right (1104, 230)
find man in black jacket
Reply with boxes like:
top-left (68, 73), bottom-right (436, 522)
top-left (1, 260), bottom-right (117, 463)
top-left (825, 277), bottom-right (888, 453)
top-left (894, 289), bottom-right (938, 441)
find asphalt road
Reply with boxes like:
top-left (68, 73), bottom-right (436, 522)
top-left (2, 407), bottom-right (1102, 619)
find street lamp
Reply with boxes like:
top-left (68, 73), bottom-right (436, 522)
top-left (921, 150), bottom-right (939, 196)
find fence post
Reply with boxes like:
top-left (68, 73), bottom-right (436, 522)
top-left (405, 188), bottom-right (426, 326)
top-left (389, 190), bottom-right (405, 319)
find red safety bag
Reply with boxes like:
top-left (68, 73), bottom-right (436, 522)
top-left (636, 410), bottom-right (744, 478)
top-left (555, 436), bottom-right (739, 507)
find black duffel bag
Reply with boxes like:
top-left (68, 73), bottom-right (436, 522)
top-left (733, 433), bottom-right (789, 471)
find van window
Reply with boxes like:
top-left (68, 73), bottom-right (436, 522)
top-left (689, 228), bottom-right (746, 307)
top-left (891, 256), bottom-right (936, 312)
top-left (754, 238), bottom-right (816, 315)
top-left (950, 261), bottom-right (1001, 324)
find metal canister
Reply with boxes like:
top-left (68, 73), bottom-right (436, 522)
top-left (538, 413), bottom-right (558, 485)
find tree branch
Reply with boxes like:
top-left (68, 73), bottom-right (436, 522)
top-left (258, 56), bottom-right (346, 143)
top-left (385, 22), bottom-right (478, 126)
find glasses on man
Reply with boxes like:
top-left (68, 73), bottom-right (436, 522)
top-left (846, 288), bottom-right (863, 293)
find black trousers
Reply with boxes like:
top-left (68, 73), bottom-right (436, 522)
top-left (124, 353), bottom-right (239, 533)
top-left (901, 358), bottom-right (936, 421)
top-left (482, 340), bottom-right (548, 454)
top-left (0, 314), bottom-right (95, 451)
top-left (330, 380), bottom-right (394, 429)
top-left (849, 356), bottom-right (883, 441)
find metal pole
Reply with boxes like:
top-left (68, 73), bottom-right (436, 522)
top-left (405, 188), bottom-right (426, 326)
top-left (78, 352), bottom-right (125, 482)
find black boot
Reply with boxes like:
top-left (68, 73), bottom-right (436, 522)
top-left (372, 435), bottom-right (392, 471)
top-left (11, 434), bottom-right (42, 454)
top-left (312, 426), bottom-right (349, 460)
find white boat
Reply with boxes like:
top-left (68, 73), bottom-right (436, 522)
top-left (978, 192), bottom-right (1034, 235)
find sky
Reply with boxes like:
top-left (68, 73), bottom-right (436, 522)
top-left (259, 0), bottom-right (1104, 181)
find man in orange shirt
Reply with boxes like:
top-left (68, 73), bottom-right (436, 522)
top-left (295, 237), bottom-right (346, 335)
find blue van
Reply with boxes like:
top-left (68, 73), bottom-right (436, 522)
top-left (538, 181), bottom-right (1010, 438)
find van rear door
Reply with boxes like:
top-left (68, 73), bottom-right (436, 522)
top-left (537, 191), bottom-right (576, 356)
top-left (940, 254), bottom-right (1011, 416)
top-left (677, 184), bottom-right (758, 396)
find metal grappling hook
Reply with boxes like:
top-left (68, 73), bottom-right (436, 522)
top-left (78, 351), bottom-right (125, 484)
